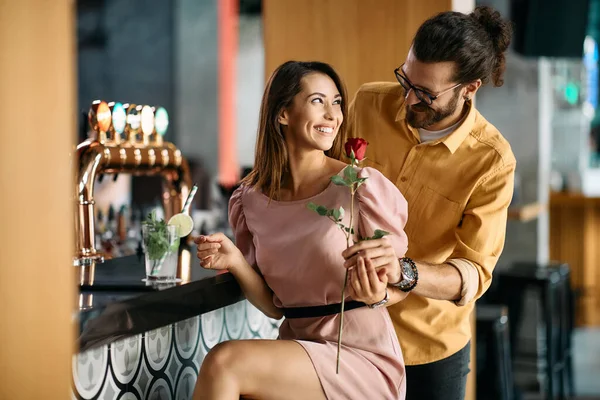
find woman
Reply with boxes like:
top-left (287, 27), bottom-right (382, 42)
top-left (193, 61), bottom-right (409, 400)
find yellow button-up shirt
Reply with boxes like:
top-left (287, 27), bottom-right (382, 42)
top-left (348, 82), bottom-right (516, 365)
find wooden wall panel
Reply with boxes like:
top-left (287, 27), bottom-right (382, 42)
top-left (263, 0), bottom-right (452, 97)
top-left (0, 1), bottom-right (75, 398)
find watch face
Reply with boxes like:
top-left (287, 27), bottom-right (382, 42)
top-left (402, 261), bottom-right (415, 280)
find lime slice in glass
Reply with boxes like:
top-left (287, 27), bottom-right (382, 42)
top-left (168, 213), bottom-right (194, 237)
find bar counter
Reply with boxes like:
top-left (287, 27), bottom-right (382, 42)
top-left (73, 247), bottom-right (280, 399)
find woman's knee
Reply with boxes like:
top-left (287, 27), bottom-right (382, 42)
top-left (201, 341), bottom-right (239, 378)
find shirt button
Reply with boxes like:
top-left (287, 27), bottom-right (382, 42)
top-left (401, 177), bottom-right (408, 182)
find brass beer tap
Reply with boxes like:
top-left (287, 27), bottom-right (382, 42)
top-left (75, 100), bottom-right (192, 265)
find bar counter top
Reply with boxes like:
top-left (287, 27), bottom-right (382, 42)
top-left (76, 247), bottom-right (243, 352)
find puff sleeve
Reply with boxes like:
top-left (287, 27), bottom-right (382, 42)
top-left (228, 186), bottom-right (256, 267)
top-left (356, 167), bottom-right (409, 258)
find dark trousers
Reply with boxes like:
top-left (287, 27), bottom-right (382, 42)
top-left (405, 342), bottom-right (471, 400)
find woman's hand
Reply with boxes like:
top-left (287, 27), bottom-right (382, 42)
top-left (347, 256), bottom-right (388, 306)
top-left (195, 234), bottom-right (282, 319)
top-left (194, 233), bottom-right (244, 271)
top-left (342, 237), bottom-right (402, 285)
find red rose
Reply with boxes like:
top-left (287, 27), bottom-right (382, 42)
top-left (345, 138), bottom-right (368, 161)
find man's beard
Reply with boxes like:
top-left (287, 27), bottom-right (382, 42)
top-left (406, 89), bottom-right (461, 129)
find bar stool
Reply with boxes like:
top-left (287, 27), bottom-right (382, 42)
top-left (476, 304), bottom-right (515, 400)
top-left (495, 262), bottom-right (574, 400)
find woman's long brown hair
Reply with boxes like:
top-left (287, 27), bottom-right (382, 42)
top-left (241, 61), bottom-right (348, 200)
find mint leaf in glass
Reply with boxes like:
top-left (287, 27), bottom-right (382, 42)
top-left (144, 211), bottom-right (170, 260)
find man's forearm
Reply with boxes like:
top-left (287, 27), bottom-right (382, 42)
top-left (412, 260), bottom-right (462, 301)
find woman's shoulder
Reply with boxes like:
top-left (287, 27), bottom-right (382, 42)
top-left (230, 184), bottom-right (248, 203)
top-left (324, 157), bottom-right (349, 178)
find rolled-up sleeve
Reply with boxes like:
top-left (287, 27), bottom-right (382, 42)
top-left (448, 162), bottom-right (516, 306)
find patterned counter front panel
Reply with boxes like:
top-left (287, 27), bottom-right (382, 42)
top-left (72, 300), bottom-right (281, 400)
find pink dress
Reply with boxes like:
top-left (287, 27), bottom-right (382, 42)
top-left (229, 167), bottom-right (408, 400)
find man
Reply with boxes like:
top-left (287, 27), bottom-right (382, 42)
top-left (343, 5), bottom-right (516, 399)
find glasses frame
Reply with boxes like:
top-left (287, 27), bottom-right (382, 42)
top-left (394, 64), bottom-right (462, 105)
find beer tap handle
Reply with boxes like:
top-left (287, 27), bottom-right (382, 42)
top-left (125, 104), bottom-right (141, 146)
top-left (108, 102), bottom-right (126, 145)
top-left (154, 106), bottom-right (169, 147)
top-left (140, 105), bottom-right (154, 147)
top-left (88, 100), bottom-right (111, 144)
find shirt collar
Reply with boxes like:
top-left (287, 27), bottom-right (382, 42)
top-left (441, 101), bottom-right (476, 154)
top-left (395, 97), bottom-right (476, 154)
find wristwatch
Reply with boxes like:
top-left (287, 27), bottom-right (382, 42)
top-left (390, 257), bottom-right (419, 292)
top-left (367, 289), bottom-right (389, 309)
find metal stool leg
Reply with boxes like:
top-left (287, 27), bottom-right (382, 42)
top-left (558, 280), bottom-right (567, 400)
top-left (542, 284), bottom-right (555, 400)
top-left (566, 281), bottom-right (576, 398)
top-left (495, 317), bottom-right (514, 400)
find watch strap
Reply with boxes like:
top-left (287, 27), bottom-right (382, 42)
top-left (393, 257), bottom-right (419, 292)
top-left (367, 289), bottom-right (389, 309)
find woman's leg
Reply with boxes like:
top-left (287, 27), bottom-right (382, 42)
top-left (193, 339), bottom-right (327, 400)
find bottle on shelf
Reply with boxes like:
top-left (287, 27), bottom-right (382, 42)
top-left (117, 205), bottom-right (127, 243)
top-left (95, 209), bottom-right (106, 252)
top-left (100, 204), bottom-right (117, 258)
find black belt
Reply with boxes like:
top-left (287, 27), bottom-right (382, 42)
top-left (282, 300), bottom-right (367, 319)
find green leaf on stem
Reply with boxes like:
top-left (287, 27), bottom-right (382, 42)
top-left (331, 175), bottom-right (348, 186)
top-left (307, 202), bottom-right (329, 216)
top-left (316, 205), bottom-right (329, 216)
top-left (338, 206), bottom-right (345, 221)
top-left (373, 229), bottom-right (390, 238)
top-left (344, 226), bottom-right (355, 234)
top-left (332, 206), bottom-right (345, 222)
top-left (360, 229), bottom-right (391, 241)
top-left (353, 177), bottom-right (369, 190)
top-left (371, 229), bottom-right (390, 239)
top-left (343, 166), bottom-right (358, 183)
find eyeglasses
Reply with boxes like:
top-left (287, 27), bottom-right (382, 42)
top-left (394, 65), bottom-right (462, 105)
